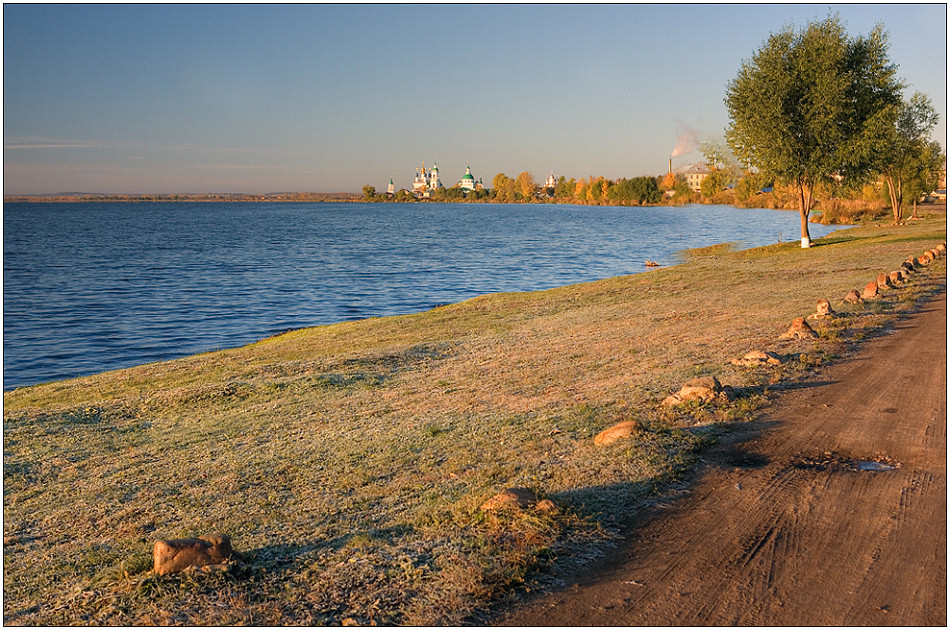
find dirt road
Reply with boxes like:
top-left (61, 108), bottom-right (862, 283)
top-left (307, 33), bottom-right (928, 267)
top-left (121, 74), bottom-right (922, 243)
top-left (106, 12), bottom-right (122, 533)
top-left (497, 290), bottom-right (947, 626)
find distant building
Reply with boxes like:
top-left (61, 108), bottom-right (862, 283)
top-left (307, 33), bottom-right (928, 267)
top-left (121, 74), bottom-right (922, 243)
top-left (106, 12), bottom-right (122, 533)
top-left (544, 172), bottom-right (557, 189)
top-left (457, 164), bottom-right (484, 191)
top-left (683, 163), bottom-right (711, 192)
top-left (387, 178), bottom-right (395, 195)
top-left (411, 161), bottom-right (443, 198)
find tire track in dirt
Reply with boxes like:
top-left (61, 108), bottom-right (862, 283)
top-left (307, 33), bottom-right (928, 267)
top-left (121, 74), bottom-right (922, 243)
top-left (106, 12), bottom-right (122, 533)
top-left (496, 289), bottom-right (946, 627)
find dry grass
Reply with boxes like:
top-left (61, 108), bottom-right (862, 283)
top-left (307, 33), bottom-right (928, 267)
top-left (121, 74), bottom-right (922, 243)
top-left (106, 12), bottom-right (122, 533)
top-left (3, 214), bottom-right (946, 625)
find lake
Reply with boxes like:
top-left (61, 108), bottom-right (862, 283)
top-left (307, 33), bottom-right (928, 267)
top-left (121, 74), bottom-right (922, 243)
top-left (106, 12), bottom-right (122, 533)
top-left (3, 202), bottom-right (842, 389)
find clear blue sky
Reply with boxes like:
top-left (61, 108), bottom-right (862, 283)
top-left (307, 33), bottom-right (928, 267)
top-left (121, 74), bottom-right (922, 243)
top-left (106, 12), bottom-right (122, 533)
top-left (3, 3), bottom-right (946, 194)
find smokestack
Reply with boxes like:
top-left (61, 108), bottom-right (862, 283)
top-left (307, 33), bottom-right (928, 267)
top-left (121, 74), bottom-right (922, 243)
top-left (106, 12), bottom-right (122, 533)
top-left (669, 158), bottom-right (672, 174)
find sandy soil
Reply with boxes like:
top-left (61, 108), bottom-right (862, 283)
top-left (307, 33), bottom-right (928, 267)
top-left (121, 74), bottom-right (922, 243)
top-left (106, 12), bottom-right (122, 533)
top-left (496, 289), bottom-right (947, 626)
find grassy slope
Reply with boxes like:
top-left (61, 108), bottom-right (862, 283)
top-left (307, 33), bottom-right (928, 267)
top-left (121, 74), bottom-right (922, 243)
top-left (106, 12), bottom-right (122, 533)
top-left (4, 212), bottom-right (947, 626)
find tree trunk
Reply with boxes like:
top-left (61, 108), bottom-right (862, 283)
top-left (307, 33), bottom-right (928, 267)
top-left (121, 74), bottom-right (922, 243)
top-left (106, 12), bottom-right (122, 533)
top-left (912, 198), bottom-right (919, 219)
top-left (798, 180), bottom-right (812, 247)
top-left (885, 173), bottom-right (902, 223)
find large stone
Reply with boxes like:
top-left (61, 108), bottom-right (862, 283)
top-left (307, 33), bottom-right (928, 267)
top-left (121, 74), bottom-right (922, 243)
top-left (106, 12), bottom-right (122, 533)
top-left (876, 272), bottom-right (893, 289)
top-left (920, 252), bottom-right (934, 265)
top-left (480, 487), bottom-right (537, 512)
top-left (937, 243), bottom-right (946, 254)
top-left (808, 299), bottom-right (835, 320)
top-left (844, 289), bottom-right (862, 304)
top-left (661, 375), bottom-right (734, 407)
top-left (907, 257), bottom-right (922, 269)
top-left (862, 280), bottom-right (880, 300)
top-left (779, 317), bottom-right (818, 340)
top-left (594, 420), bottom-right (642, 445)
top-left (888, 271), bottom-right (903, 286)
top-left (900, 261), bottom-right (916, 274)
top-left (153, 534), bottom-right (233, 575)
top-left (730, 350), bottom-right (786, 367)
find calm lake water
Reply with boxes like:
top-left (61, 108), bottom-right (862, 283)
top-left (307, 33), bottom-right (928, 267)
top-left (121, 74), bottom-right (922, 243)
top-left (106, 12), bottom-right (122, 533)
top-left (3, 202), bottom-right (842, 389)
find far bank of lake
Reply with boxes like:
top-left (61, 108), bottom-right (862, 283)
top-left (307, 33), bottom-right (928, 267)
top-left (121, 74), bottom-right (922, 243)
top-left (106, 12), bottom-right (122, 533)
top-left (3, 202), bottom-right (844, 389)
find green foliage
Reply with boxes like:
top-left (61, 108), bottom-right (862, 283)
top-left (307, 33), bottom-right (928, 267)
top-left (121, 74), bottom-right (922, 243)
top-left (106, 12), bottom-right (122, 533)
top-left (362, 185), bottom-right (377, 201)
top-left (872, 93), bottom-right (941, 222)
top-left (725, 15), bottom-right (903, 240)
top-left (608, 176), bottom-right (661, 204)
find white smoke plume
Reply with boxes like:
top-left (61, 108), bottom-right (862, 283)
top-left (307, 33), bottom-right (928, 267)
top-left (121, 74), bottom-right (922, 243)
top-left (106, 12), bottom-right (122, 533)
top-left (671, 123), bottom-right (698, 158)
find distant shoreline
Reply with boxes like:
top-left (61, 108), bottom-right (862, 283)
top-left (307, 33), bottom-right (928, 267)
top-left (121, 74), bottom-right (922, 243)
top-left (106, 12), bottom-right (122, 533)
top-left (3, 192), bottom-right (363, 203)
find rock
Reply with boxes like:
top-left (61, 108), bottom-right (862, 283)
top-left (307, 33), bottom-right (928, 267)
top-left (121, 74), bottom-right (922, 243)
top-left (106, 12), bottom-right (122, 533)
top-left (862, 280), bottom-right (880, 300)
top-left (876, 272), bottom-right (893, 289)
top-left (480, 487), bottom-right (537, 512)
top-left (661, 375), bottom-right (735, 407)
top-left (920, 252), bottom-right (934, 265)
top-left (645, 260), bottom-right (660, 267)
top-left (594, 420), bottom-right (642, 444)
top-left (907, 257), bottom-right (922, 269)
top-left (900, 261), bottom-right (916, 274)
top-left (888, 271), bottom-right (903, 286)
top-left (808, 299), bottom-right (835, 320)
top-left (779, 317), bottom-right (818, 340)
top-left (844, 289), bottom-right (862, 304)
top-left (937, 243), bottom-right (946, 254)
top-left (153, 533), bottom-right (233, 575)
top-left (730, 350), bottom-right (786, 367)
top-left (535, 499), bottom-right (559, 513)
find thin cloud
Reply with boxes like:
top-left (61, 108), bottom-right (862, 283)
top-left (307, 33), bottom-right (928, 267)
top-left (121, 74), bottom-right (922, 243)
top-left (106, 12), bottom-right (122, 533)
top-left (4, 137), bottom-right (121, 150)
top-left (4, 137), bottom-right (257, 153)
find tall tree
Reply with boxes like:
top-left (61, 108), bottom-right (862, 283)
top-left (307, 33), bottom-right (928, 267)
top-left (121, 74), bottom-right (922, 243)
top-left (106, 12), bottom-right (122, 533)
top-left (725, 15), bottom-right (903, 246)
top-left (873, 93), bottom-right (940, 223)
top-left (904, 140), bottom-right (946, 219)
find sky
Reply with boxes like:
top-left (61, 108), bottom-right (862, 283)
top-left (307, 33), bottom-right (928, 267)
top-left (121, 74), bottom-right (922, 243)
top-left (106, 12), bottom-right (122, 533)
top-left (3, 3), bottom-right (947, 195)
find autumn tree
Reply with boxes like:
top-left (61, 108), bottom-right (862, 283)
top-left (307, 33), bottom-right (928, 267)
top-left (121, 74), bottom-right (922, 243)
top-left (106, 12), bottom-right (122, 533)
top-left (492, 173), bottom-right (516, 203)
top-left (725, 15), bottom-right (902, 246)
top-left (516, 171), bottom-right (537, 199)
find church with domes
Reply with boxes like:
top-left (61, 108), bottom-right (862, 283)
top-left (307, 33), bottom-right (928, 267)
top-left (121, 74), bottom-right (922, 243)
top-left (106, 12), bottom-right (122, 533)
top-left (457, 164), bottom-right (484, 192)
top-left (411, 161), bottom-right (442, 197)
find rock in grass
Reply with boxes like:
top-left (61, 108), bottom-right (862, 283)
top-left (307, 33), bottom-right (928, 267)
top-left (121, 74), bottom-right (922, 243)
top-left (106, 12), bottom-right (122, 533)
top-left (844, 289), bottom-right (863, 304)
top-left (889, 270), bottom-right (903, 286)
top-left (919, 252), bottom-right (934, 265)
top-left (594, 420), bottom-right (642, 445)
top-left (779, 317), bottom-right (818, 340)
top-left (153, 533), bottom-right (233, 575)
top-left (862, 281), bottom-right (880, 300)
top-left (876, 272), bottom-right (893, 289)
top-left (937, 243), bottom-right (946, 254)
top-left (480, 487), bottom-right (537, 512)
top-left (901, 261), bottom-right (916, 274)
top-left (808, 299), bottom-right (835, 320)
top-left (730, 350), bottom-right (786, 367)
top-left (661, 375), bottom-right (735, 407)
top-left (907, 257), bottom-right (922, 269)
